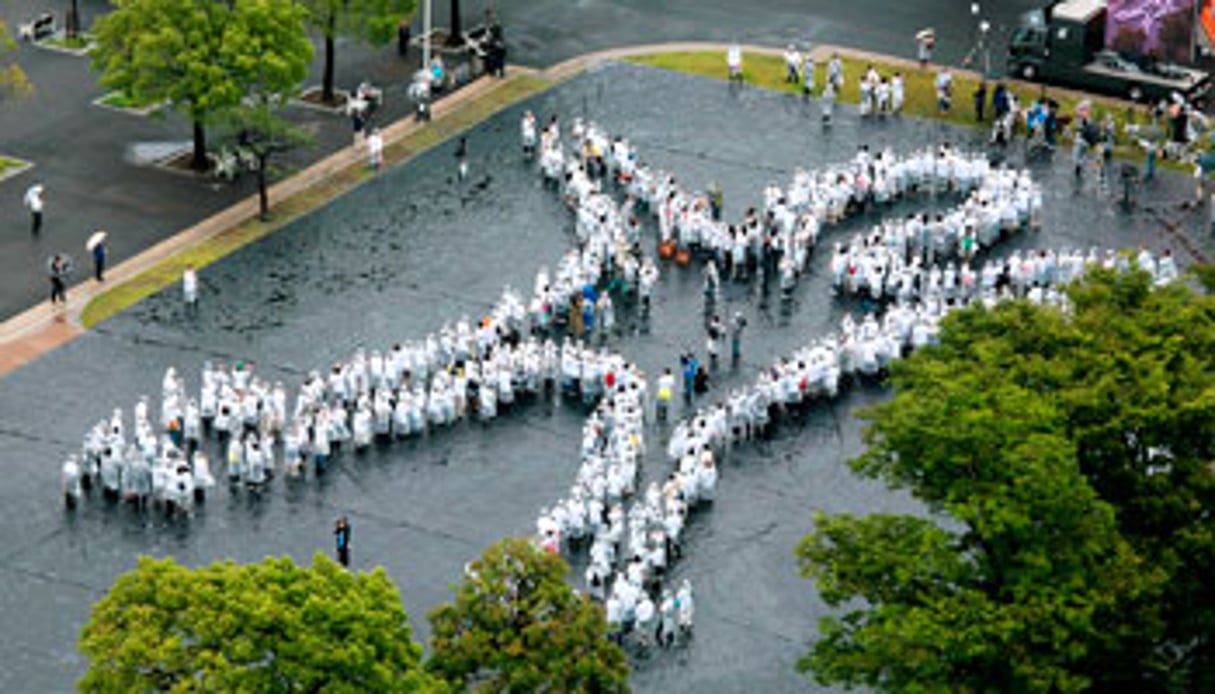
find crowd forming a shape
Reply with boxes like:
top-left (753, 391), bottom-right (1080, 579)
top-left (60, 109), bottom-right (1182, 654)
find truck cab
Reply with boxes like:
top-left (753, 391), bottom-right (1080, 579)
top-left (1009, 0), bottom-right (1109, 83)
top-left (1008, 0), bottom-right (1210, 103)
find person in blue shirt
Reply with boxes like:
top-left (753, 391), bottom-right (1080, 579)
top-left (680, 353), bottom-right (698, 405)
top-left (334, 516), bottom-right (352, 567)
top-left (92, 238), bottom-right (107, 282)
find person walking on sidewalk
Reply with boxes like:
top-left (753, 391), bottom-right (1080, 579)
top-left (367, 128), bottom-right (384, 170)
top-left (24, 184), bottom-right (44, 235)
top-left (334, 515), bottom-right (352, 567)
top-left (91, 237), bottom-right (107, 282)
top-left (48, 254), bottom-right (69, 307)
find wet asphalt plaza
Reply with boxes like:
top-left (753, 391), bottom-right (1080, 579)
top-left (0, 63), bottom-right (1209, 692)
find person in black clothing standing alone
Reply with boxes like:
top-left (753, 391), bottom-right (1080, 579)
top-left (455, 137), bottom-right (468, 181)
top-left (49, 254), bottom-right (69, 307)
top-left (334, 516), bottom-right (352, 567)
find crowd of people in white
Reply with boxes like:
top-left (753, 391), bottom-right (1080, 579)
top-left (57, 110), bottom-right (1186, 657)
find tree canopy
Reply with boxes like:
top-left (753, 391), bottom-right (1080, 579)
top-left (296, 0), bottom-right (417, 102)
top-left (78, 553), bottom-right (444, 693)
top-left (427, 537), bottom-right (630, 692)
top-left (798, 268), bottom-right (1215, 692)
top-left (219, 99), bottom-right (312, 219)
top-left (0, 19), bottom-right (32, 101)
top-left (91, 0), bottom-right (312, 169)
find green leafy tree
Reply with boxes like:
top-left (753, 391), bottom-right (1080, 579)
top-left (297, 0), bottom-right (417, 104)
top-left (78, 553), bottom-right (445, 692)
top-left (799, 268), bottom-right (1215, 692)
top-left (91, 0), bottom-right (312, 170)
top-left (0, 20), bottom-right (32, 100)
top-left (220, 99), bottom-right (312, 219)
top-left (218, 4), bottom-right (314, 218)
top-left (428, 537), bottom-right (630, 692)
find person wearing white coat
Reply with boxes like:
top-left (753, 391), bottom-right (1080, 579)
top-left (62, 456), bottom-right (82, 509)
top-left (183, 265), bottom-right (199, 309)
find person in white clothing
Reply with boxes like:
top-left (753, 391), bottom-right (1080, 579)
top-left (367, 128), bottom-right (384, 170)
top-left (24, 183), bottom-right (44, 235)
top-left (727, 43), bottom-right (743, 83)
top-left (783, 44), bottom-right (801, 83)
top-left (182, 265), bottom-right (199, 310)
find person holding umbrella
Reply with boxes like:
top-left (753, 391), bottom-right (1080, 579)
top-left (24, 183), bottom-right (44, 235)
top-left (916, 28), bottom-right (935, 69)
top-left (87, 230), bottom-right (107, 282)
top-left (48, 253), bottom-right (71, 307)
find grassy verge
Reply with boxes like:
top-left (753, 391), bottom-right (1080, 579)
top-left (42, 32), bottom-right (93, 51)
top-left (628, 51), bottom-right (1176, 168)
top-left (0, 155), bottom-right (26, 177)
top-left (97, 90), bottom-right (160, 111)
top-left (81, 74), bottom-right (551, 328)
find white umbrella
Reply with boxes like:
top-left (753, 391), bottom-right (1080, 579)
top-left (23, 184), bottom-right (43, 206)
top-left (86, 230), bottom-right (108, 252)
top-left (916, 28), bottom-right (936, 41)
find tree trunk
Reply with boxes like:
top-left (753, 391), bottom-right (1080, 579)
top-left (67, 0), bottom-right (80, 39)
top-left (446, 0), bottom-right (463, 46)
top-left (257, 159), bottom-right (269, 220)
top-left (192, 120), bottom-right (208, 171)
top-left (322, 10), bottom-right (337, 103)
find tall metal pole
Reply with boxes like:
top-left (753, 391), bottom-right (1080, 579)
top-left (423, 0), bottom-right (432, 70)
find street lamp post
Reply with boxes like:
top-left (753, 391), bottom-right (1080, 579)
top-left (423, 0), bottom-right (432, 70)
top-left (970, 3), bottom-right (992, 78)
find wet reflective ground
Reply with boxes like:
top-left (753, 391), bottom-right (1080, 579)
top-left (0, 64), bottom-right (1207, 692)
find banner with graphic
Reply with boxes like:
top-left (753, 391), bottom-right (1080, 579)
top-left (1105, 0), bottom-right (1196, 63)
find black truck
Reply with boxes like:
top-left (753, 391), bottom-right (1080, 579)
top-left (1007, 0), bottom-right (1210, 104)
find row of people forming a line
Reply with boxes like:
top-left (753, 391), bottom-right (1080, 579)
top-left (835, 245), bottom-right (1182, 305)
top-left (64, 220), bottom-right (642, 503)
top-left (65, 405), bottom-right (216, 514)
top-left (534, 344), bottom-right (703, 649)
top-left (670, 253), bottom-right (1184, 465)
top-left (830, 167), bottom-right (1043, 265)
top-left (533, 115), bottom-right (1035, 312)
top-left (573, 254), bottom-right (1181, 645)
top-left (527, 119), bottom-right (655, 337)
top-left (531, 114), bottom-right (1026, 289)
top-left (273, 335), bottom-right (633, 464)
top-left (537, 259), bottom-right (1143, 625)
top-left (628, 145), bottom-right (1033, 290)
top-left (522, 116), bottom-right (666, 335)
top-left (63, 330), bottom-right (642, 511)
top-left (62, 114), bottom-right (657, 509)
top-left (524, 119), bottom-right (714, 646)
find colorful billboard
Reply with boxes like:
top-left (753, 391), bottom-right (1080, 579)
top-left (1105, 0), bottom-right (1196, 62)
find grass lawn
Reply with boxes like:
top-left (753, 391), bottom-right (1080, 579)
top-left (97, 90), bottom-right (162, 111)
top-left (0, 156), bottom-right (25, 177)
top-left (41, 32), bottom-right (93, 51)
top-left (81, 75), bottom-right (551, 328)
top-left (628, 51), bottom-right (1177, 168)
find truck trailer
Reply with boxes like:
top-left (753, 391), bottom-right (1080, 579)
top-left (1007, 0), bottom-right (1210, 104)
